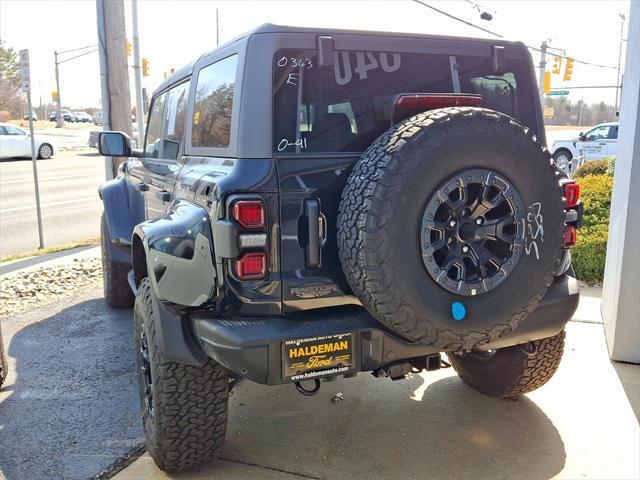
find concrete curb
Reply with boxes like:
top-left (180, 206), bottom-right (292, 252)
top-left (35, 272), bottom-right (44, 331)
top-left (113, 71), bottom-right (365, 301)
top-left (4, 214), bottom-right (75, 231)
top-left (0, 245), bottom-right (101, 278)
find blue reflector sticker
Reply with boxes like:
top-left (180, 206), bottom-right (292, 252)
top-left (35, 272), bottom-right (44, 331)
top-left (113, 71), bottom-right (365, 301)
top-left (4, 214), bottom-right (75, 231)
top-left (452, 302), bottom-right (466, 321)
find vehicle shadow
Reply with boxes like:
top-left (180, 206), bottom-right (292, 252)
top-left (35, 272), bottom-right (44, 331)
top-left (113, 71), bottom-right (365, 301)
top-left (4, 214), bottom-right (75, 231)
top-left (0, 295), bottom-right (143, 480)
top-left (211, 372), bottom-right (566, 480)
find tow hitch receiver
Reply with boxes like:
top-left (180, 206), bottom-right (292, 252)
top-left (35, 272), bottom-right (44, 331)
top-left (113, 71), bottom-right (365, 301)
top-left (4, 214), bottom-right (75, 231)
top-left (373, 353), bottom-right (446, 381)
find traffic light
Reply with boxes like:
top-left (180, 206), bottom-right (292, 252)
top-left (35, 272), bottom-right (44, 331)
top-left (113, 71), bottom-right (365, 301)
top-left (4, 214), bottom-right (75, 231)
top-left (552, 55), bottom-right (562, 75)
top-left (563, 58), bottom-right (574, 81)
top-left (126, 41), bottom-right (132, 57)
top-left (142, 57), bottom-right (150, 77)
top-left (543, 71), bottom-right (551, 94)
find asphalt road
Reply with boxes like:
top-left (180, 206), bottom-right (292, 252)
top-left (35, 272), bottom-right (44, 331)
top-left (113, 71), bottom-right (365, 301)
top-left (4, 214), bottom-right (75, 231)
top-left (0, 286), bottom-right (143, 480)
top-left (0, 148), bottom-right (104, 258)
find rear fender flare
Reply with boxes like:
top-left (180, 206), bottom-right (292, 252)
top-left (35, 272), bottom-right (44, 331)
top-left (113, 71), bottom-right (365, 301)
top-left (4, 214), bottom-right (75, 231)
top-left (132, 200), bottom-right (217, 307)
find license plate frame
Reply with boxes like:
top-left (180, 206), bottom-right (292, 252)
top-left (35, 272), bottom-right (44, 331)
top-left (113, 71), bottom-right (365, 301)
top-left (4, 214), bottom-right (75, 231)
top-left (282, 333), bottom-right (355, 381)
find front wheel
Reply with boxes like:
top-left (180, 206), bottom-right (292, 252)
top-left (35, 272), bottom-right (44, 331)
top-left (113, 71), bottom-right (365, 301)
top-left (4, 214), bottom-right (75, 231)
top-left (447, 330), bottom-right (565, 399)
top-left (0, 325), bottom-right (7, 387)
top-left (553, 149), bottom-right (573, 171)
top-left (37, 143), bottom-right (53, 159)
top-left (135, 278), bottom-right (229, 473)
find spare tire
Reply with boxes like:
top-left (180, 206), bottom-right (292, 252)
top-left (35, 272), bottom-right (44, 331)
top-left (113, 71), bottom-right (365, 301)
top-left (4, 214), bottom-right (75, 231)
top-left (338, 107), bottom-right (565, 351)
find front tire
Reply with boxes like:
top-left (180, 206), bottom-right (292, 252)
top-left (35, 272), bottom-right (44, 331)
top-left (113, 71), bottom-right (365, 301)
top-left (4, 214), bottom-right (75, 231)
top-left (553, 149), bottom-right (572, 169)
top-left (134, 278), bottom-right (229, 473)
top-left (101, 213), bottom-right (135, 308)
top-left (447, 330), bottom-right (565, 399)
top-left (37, 143), bottom-right (53, 159)
top-left (0, 325), bottom-right (7, 387)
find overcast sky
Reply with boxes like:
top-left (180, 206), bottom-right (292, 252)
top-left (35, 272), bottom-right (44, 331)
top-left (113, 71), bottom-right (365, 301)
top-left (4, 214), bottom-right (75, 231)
top-left (0, 0), bottom-right (630, 109)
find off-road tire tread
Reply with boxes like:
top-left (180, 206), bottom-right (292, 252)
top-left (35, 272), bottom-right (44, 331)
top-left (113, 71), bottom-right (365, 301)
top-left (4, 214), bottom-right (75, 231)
top-left (135, 278), bottom-right (228, 473)
top-left (447, 330), bottom-right (565, 398)
top-left (338, 107), bottom-right (565, 350)
top-left (101, 213), bottom-right (135, 308)
top-left (0, 326), bottom-right (7, 387)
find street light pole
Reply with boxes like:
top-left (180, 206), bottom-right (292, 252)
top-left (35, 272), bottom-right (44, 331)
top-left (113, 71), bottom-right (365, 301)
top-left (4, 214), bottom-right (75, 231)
top-left (538, 40), bottom-right (548, 108)
top-left (54, 51), bottom-right (64, 128)
top-left (614, 13), bottom-right (626, 116)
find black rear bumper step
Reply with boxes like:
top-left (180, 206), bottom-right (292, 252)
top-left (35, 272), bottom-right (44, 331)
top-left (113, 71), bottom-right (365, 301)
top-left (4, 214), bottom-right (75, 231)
top-left (191, 274), bottom-right (579, 385)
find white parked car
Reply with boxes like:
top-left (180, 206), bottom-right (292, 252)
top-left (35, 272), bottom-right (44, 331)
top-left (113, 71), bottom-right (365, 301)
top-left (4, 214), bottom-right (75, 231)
top-left (0, 123), bottom-right (55, 159)
top-left (551, 122), bottom-right (618, 168)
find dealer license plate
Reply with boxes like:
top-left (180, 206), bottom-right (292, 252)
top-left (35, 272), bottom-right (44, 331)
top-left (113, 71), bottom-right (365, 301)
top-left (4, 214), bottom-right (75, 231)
top-left (282, 333), bottom-right (354, 381)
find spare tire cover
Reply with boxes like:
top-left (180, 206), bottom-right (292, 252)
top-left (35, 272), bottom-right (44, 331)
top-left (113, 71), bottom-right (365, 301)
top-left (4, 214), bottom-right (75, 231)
top-left (338, 107), bottom-right (565, 351)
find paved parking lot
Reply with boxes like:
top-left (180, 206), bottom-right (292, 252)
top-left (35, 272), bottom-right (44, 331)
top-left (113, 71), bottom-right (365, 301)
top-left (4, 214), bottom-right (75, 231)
top-left (113, 315), bottom-right (640, 480)
top-left (1, 262), bottom-right (637, 480)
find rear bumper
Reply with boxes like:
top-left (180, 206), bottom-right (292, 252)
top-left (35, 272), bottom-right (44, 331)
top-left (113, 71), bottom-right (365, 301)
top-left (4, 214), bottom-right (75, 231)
top-left (191, 273), bottom-right (579, 385)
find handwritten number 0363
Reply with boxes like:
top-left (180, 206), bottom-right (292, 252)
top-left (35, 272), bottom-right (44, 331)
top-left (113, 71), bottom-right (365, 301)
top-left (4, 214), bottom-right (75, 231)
top-left (277, 56), bottom-right (313, 69)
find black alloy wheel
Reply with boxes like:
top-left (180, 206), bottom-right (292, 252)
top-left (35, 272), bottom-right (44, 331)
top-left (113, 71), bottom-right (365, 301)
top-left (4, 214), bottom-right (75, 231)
top-left (421, 168), bottom-right (526, 296)
top-left (139, 330), bottom-right (154, 416)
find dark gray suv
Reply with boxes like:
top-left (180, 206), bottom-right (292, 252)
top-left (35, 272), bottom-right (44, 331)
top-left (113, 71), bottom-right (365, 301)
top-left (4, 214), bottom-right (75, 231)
top-left (99, 24), bottom-right (583, 473)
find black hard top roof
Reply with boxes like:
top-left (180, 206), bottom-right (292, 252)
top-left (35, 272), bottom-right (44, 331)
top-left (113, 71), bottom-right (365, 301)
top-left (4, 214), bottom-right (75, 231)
top-left (154, 23), bottom-right (525, 95)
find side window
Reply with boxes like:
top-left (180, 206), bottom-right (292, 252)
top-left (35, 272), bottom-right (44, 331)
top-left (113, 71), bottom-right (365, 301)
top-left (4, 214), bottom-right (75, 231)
top-left (609, 126), bottom-right (619, 139)
top-left (192, 54), bottom-right (237, 148)
top-left (162, 80), bottom-right (190, 160)
top-left (586, 126), bottom-right (610, 141)
top-left (145, 92), bottom-right (167, 158)
top-left (4, 125), bottom-right (25, 136)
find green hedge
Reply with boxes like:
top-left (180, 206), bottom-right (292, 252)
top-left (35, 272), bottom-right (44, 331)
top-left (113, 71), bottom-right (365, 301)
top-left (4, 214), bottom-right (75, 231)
top-left (574, 158), bottom-right (610, 178)
top-left (571, 173), bottom-right (613, 284)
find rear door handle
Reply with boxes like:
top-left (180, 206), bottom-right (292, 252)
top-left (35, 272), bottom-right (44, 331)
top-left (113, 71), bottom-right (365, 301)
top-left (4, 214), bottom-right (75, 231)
top-left (155, 190), bottom-right (172, 203)
top-left (134, 182), bottom-right (149, 192)
top-left (304, 199), bottom-right (321, 268)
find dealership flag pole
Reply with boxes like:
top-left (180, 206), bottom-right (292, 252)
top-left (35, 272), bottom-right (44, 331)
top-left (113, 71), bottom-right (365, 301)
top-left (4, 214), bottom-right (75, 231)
top-left (20, 49), bottom-right (44, 249)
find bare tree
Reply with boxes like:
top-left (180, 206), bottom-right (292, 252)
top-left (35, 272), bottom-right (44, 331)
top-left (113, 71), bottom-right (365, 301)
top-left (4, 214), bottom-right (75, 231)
top-left (0, 40), bottom-right (22, 116)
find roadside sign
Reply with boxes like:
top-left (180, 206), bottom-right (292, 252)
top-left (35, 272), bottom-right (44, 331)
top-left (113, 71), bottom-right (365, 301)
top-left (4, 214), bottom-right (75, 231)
top-left (19, 48), bottom-right (45, 249)
top-left (543, 107), bottom-right (555, 119)
top-left (19, 49), bottom-right (30, 93)
top-left (548, 90), bottom-right (569, 96)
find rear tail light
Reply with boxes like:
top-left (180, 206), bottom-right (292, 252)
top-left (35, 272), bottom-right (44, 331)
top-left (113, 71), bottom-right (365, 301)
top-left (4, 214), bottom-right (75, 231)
top-left (232, 200), bottom-right (265, 229)
top-left (563, 182), bottom-right (580, 208)
top-left (234, 252), bottom-right (266, 280)
top-left (563, 225), bottom-right (577, 249)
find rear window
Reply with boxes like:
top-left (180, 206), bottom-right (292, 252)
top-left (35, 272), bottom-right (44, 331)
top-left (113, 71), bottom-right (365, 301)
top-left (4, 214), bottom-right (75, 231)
top-left (192, 54), bottom-right (238, 148)
top-left (273, 49), bottom-right (535, 154)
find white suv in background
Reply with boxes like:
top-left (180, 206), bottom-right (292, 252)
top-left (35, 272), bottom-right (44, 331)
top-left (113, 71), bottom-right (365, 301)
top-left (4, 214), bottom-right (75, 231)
top-left (551, 122), bottom-right (618, 167)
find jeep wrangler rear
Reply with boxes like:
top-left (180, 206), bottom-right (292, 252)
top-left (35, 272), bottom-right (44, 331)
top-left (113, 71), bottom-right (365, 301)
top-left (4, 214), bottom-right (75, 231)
top-left (98, 24), bottom-right (582, 473)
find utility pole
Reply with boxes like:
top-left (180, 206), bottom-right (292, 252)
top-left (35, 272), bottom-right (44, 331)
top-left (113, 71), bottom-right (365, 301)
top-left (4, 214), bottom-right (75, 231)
top-left (96, 0), bottom-right (112, 180)
top-left (103, 0), bottom-right (133, 176)
top-left (131, 0), bottom-right (145, 147)
top-left (538, 40), bottom-right (548, 108)
top-left (614, 13), bottom-right (626, 116)
top-left (54, 51), bottom-right (64, 128)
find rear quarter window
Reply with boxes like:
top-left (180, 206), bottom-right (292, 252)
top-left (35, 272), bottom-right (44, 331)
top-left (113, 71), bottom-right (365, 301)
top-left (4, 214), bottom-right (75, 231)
top-left (192, 54), bottom-right (238, 148)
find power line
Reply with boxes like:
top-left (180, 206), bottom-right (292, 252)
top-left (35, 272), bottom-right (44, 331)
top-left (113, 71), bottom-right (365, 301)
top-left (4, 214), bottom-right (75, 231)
top-left (57, 44), bottom-right (98, 56)
top-left (57, 48), bottom-right (98, 65)
top-left (526, 46), bottom-right (617, 69)
top-left (411, 0), bottom-right (503, 38)
top-left (411, 0), bottom-right (618, 70)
